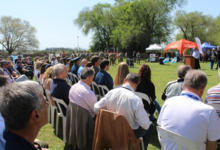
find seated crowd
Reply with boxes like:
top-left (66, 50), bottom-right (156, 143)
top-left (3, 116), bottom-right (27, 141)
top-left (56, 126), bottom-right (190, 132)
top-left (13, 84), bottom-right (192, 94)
top-left (0, 53), bottom-right (220, 150)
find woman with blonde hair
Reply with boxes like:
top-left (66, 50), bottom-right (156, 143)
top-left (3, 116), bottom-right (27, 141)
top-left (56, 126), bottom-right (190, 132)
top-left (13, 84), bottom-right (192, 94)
top-left (67, 59), bottom-right (74, 72)
top-left (34, 61), bottom-right (43, 78)
top-left (114, 62), bottom-right (129, 88)
top-left (43, 66), bottom-right (55, 106)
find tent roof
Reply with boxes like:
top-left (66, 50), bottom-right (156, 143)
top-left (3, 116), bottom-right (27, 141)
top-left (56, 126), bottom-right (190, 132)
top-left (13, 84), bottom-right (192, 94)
top-left (146, 44), bottom-right (162, 50)
top-left (201, 42), bottom-right (217, 49)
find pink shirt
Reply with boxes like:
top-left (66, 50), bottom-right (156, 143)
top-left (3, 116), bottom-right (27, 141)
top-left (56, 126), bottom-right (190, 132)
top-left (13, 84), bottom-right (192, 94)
top-left (69, 81), bottom-right (97, 118)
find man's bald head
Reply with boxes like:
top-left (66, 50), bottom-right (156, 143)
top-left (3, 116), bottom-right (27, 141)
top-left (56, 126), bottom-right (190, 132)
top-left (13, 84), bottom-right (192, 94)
top-left (81, 59), bottom-right (87, 66)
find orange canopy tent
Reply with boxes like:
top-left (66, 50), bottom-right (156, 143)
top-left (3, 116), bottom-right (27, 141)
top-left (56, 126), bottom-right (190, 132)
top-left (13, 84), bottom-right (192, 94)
top-left (164, 39), bottom-right (198, 56)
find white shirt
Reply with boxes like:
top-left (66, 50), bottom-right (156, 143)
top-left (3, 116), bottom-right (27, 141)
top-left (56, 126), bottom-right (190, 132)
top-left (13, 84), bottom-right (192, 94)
top-left (192, 50), bottom-right (200, 59)
top-left (94, 84), bottom-right (151, 130)
top-left (69, 81), bottom-right (97, 118)
top-left (51, 61), bottom-right (56, 66)
top-left (157, 91), bottom-right (220, 150)
top-left (34, 70), bottom-right (39, 78)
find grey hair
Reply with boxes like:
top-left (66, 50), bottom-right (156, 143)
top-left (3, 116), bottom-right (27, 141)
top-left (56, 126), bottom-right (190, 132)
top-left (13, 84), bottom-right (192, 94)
top-left (0, 81), bottom-right (43, 130)
top-left (125, 73), bottom-right (139, 84)
top-left (81, 59), bottom-right (87, 65)
top-left (177, 65), bottom-right (191, 79)
top-left (184, 70), bottom-right (207, 91)
top-left (80, 67), bottom-right (94, 79)
top-left (0, 68), bottom-right (4, 75)
top-left (53, 64), bottom-right (66, 76)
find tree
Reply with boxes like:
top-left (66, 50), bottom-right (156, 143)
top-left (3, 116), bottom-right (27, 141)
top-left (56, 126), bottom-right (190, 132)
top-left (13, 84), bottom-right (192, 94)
top-left (174, 10), bottom-right (214, 43)
top-left (110, 0), bottom-right (186, 52)
top-left (0, 16), bottom-right (39, 54)
top-left (74, 3), bottom-right (116, 51)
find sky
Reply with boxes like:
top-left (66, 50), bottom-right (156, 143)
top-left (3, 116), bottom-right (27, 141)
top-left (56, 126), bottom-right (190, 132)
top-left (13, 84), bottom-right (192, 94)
top-left (1, 0), bottom-right (220, 50)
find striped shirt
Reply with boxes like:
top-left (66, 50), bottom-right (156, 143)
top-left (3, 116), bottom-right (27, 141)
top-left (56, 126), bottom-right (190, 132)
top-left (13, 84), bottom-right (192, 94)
top-left (205, 83), bottom-right (220, 118)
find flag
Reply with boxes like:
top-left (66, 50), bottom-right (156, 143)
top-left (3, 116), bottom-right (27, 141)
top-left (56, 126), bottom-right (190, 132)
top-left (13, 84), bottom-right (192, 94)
top-left (163, 56), bottom-right (169, 64)
top-left (209, 62), bottom-right (211, 69)
top-left (11, 55), bottom-right (23, 62)
top-left (195, 37), bottom-right (204, 56)
top-left (171, 57), bottom-right (177, 64)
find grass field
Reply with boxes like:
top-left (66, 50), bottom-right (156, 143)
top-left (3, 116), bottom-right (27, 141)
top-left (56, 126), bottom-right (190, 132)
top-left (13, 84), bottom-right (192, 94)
top-left (37, 59), bottom-right (219, 150)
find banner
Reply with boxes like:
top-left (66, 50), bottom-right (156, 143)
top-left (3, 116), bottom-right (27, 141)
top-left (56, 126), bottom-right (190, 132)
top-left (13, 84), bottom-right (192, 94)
top-left (171, 57), bottom-right (177, 64)
top-left (195, 37), bottom-right (203, 56)
top-left (163, 56), bottom-right (169, 64)
top-left (11, 55), bottom-right (23, 62)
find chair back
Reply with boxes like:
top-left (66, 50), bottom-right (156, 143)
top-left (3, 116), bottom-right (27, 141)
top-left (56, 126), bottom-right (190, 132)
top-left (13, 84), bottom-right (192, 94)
top-left (65, 77), bottom-right (72, 86)
top-left (45, 89), bottom-right (54, 106)
top-left (98, 85), bottom-right (109, 97)
top-left (35, 74), bottom-right (40, 84)
top-left (91, 81), bottom-right (100, 93)
top-left (52, 97), bottom-right (67, 117)
top-left (71, 73), bottom-right (79, 83)
top-left (207, 103), bottom-right (220, 117)
top-left (92, 109), bottom-right (141, 150)
top-left (135, 92), bottom-right (151, 105)
top-left (157, 126), bottom-right (198, 150)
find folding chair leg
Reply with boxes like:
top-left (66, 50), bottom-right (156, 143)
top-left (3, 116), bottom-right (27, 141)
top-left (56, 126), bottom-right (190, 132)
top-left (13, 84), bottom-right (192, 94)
top-left (56, 114), bottom-right (59, 136)
top-left (63, 117), bottom-right (66, 143)
top-left (48, 106), bottom-right (51, 123)
top-left (51, 108), bottom-right (56, 128)
top-left (139, 137), bottom-right (145, 150)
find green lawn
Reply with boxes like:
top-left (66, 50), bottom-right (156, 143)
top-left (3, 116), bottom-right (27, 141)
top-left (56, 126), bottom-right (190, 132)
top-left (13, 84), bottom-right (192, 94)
top-left (37, 59), bottom-right (219, 150)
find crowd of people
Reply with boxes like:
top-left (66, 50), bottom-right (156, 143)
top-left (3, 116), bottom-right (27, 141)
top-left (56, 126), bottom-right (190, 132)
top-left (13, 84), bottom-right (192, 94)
top-left (0, 51), bottom-right (220, 150)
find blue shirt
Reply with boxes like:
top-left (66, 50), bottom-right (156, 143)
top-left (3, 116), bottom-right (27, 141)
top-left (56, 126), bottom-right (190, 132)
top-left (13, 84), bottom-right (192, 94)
top-left (0, 128), bottom-right (36, 150)
top-left (50, 78), bottom-right (70, 116)
top-left (71, 64), bottom-right (79, 75)
top-left (95, 70), bottom-right (113, 93)
top-left (77, 65), bottom-right (84, 76)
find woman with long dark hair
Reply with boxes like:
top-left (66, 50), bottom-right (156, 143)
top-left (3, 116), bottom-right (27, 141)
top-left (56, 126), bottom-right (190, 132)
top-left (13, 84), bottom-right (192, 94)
top-left (136, 64), bottom-right (161, 120)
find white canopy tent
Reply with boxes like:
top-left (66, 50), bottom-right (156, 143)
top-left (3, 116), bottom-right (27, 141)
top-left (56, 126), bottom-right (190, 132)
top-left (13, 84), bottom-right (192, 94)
top-left (146, 44), bottom-right (162, 51)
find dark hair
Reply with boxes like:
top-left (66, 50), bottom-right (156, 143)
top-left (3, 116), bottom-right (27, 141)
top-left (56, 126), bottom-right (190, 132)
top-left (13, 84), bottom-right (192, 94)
top-left (80, 67), bottom-right (94, 79)
top-left (100, 60), bottom-right (109, 70)
top-left (138, 64), bottom-right (151, 82)
top-left (125, 73), bottom-right (139, 84)
top-left (0, 75), bottom-right (9, 87)
top-left (91, 55), bottom-right (100, 65)
top-left (17, 61), bottom-right (21, 64)
top-left (39, 63), bottom-right (48, 74)
top-left (86, 62), bottom-right (93, 67)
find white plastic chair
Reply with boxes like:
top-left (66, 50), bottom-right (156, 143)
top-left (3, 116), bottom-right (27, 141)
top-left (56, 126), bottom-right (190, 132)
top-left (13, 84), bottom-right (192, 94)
top-left (91, 81), bottom-right (100, 98)
top-left (70, 73), bottom-right (79, 84)
top-left (135, 92), bottom-right (151, 116)
top-left (52, 97), bottom-right (67, 143)
top-left (98, 85), bottom-right (109, 97)
top-left (157, 126), bottom-right (198, 150)
top-left (65, 77), bottom-right (72, 86)
top-left (45, 89), bottom-right (57, 128)
top-left (34, 74), bottom-right (40, 84)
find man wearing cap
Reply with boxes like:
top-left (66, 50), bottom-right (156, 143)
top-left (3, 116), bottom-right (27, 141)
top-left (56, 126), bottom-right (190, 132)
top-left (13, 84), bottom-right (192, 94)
top-left (77, 59), bottom-right (87, 76)
top-left (71, 57), bottom-right (80, 76)
top-left (65, 58), bottom-right (71, 68)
